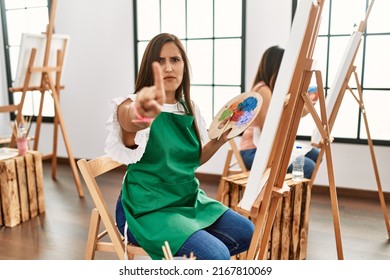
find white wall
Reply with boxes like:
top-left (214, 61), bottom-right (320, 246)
top-left (35, 0), bottom-right (135, 159)
top-left (1, 0), bottom-right (389, 193)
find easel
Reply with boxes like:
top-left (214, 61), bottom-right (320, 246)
top-left (309, 0), bottom-right (390, 238)
top-left (235, 0), bottom-right (344, 260)
top-left (8, 0), bottom-right (84, 197)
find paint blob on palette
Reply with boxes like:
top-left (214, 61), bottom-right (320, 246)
top-left (208, 91), bottom-right (263, 140)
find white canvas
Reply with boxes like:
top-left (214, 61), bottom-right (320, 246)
top-left (13, 33), bottom-right (70, 88)
top-left (311, 31), bottom-right (362, 145)
top-left (239, 0), bottom-right (318, 211)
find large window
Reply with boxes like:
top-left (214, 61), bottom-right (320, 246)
top-left (1, 0), bottom-right (52, 120)
top-left (134, 0), bottom-right (245, 127)
top-left (297, 0), bottom-right (390, 145)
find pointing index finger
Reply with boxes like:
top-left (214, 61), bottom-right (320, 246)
top-left (152, 61), bottom-right (165, 104)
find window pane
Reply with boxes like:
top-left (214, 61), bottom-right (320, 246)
top-left (161, 0), bottom-right (185, 38)
top-left (360, 90), bottom-right (390, 141)
top-left (330, 0), bottom-right (366, 34)
top-left (136, 41), bottom-right (149, 71)
top-left (364, 36), bottom-right (390, 88)
top-left (5, 0), bottom-right (47, 9)
top-left (9, 46), bottom-right (20, 80)
top-left (331, 92), bottom-right (359, 139)
top-left (24, 7), bottom-right (48, 33)
top-left (214, 39), bottom-right (241, 85)
top-left (367, 0), bottom-right (390, 33)
top-left (298, 104), bottom-right (320, 137)
top-left (187, 0), bottom-right (213, 38)
top-left (312, 36), bottom-right (328, 80)
top-left (215, 0), bottom-right (242, 37)
top-left (137, 0), bottom-right (160, 40)
top-left (191, 86), bottom-right (213, 127)
top-left (6, 8), bottom-right (49, 45)
top-left (187, 40), bottom-right (213, 84)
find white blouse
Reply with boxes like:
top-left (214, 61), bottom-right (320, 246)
top-left (104, 94), bottom-right (209, 165)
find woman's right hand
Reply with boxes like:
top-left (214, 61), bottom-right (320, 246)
top-left (133, 62), bottom-right (166, 120)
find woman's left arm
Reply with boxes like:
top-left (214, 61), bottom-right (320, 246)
top-left (192, 100), bottom-right (230, 165)
top-left (200, 130), bottom-right (230, 165)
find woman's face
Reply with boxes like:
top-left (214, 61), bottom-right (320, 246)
top-left (158, 42), bottom-right (185, 100)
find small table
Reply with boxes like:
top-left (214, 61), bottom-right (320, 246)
top-left (0, 149), bottom-right (45, 227)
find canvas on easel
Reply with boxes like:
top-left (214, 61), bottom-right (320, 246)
top-left (13, 33), bottom-right (69, 89)
top-left (309, 0), bottom-right (390, 238)
top-left (8, 0), bottom-right (84, 197)
top-left (235, 0), bottom-right (344, 260)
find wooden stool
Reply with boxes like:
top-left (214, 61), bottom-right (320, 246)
top-left (0, 149), bottom-right (45, 227)
top-left (222, 172), bottom-right (311, 260)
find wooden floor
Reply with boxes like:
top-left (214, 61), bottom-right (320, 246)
top-left (1, 161), bottom-right (389, 260)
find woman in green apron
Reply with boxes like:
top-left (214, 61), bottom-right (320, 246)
top-left (105, 33), bottom-right (254, 260)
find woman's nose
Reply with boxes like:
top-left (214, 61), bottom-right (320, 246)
top-left (164, 62), bottom-right (173, 72)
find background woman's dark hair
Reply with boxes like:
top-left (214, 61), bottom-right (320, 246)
top-left (135, 33), bottom-right (202, 156)
top-left (252, 46), bottom-right (285, 92)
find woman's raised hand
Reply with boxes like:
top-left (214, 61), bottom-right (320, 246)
top-left (134, 62), bottom-right (166, 120)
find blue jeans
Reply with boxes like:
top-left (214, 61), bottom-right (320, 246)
top-left (241, 147), bottom-right (320, 179)
top-left (115, 194), bottom-right (254, 260)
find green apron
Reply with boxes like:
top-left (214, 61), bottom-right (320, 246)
top-left (121, 104), bottom-right (228, 260)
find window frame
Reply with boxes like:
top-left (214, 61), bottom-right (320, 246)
top-left (0, 0), bottom-right (53, 123)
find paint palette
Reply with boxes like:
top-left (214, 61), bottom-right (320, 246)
top-left (208, 91), bottom-right (263, 140)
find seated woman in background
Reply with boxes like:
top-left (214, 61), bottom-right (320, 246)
top-left (239, 45), bottom-right (319, 179)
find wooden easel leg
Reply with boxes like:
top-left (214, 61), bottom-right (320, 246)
top-left (52, 92), bottom-right (59, 180)
top-left (306, 70), bottom-right (344, 258)
top-left (350, 72), bottom-right (390, 238)
top-left (33, 89), bottom-right (45, 151)
top-left (47, 77), bottom-right (84, 197)
top-left (245, 184), bottom-right (274, 260)
top-left (361, 111), bottom-right (390, 237)
top-left (323, 141), bottom-right (344, 259)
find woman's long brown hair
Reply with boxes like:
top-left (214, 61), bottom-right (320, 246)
top-left (252, 45), bottom-right (285, 92)
top-left (135, 33), bottom-right (202, 157)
